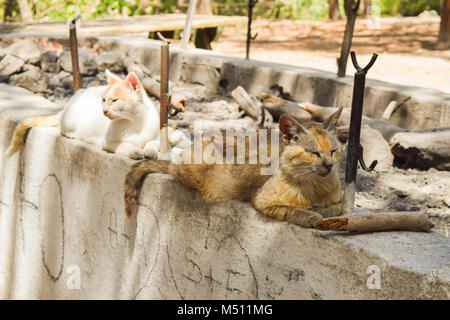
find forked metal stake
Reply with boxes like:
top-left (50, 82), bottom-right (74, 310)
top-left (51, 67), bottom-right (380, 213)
top-left (246, 0), bottom-right (258, 60)
top-left (343, 51), bottom-right (378, 216)
top-left (158, 32), bottom-right (171, 157)
top-left (68, 14), bottom-right (82, 93)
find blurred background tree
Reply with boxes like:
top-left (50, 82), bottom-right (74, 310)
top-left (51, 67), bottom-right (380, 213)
top-left (0, 0), bottom-right (443, 22)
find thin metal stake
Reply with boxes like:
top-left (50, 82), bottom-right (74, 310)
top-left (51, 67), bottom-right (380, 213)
top-left (158, 32), bottom-right (171, 157)
top-left (343, 51), bottom-right (378, 215)
top-left (246, 0), bottom-right (258, 60)
top-left (68, 14), bottom-right (82, 93)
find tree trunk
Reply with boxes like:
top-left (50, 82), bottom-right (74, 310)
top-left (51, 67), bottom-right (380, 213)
top-left (195, 0), bottom-right (213, 14)
top-left (337, 0), bottom-right (360, 77)
top-left (437, 0), bottom-right (450, 49)
top-left (328, 0), bottom-right (341, 20)
top-left (359, 0), bottom-right (371, 17)
top-left (3, 0), bottom-right (14, 22)
top-left (17, 0), bottom-right (33, 23)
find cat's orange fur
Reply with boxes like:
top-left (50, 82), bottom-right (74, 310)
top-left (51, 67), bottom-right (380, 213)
top-left (124, 108), bottom-right (344, 228)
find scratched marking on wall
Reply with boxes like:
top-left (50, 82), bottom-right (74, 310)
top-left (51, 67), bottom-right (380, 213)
top-left (38, 174), bottom-right (65, 282)
top-left (167, 203), bottom-right (259, 299)
top-left (100, 193), bottom-right (160, 299)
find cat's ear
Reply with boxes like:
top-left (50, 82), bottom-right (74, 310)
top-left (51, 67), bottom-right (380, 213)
top-left (279, 114), bottom-right (307, 141)
top-left (323, 107), bottom-right (343, 131)
top-left (105, 69), bottom-right (121, 85)
top-left (126, 72), bottom-right (142, 91)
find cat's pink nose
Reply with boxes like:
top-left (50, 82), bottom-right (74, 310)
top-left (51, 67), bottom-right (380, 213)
top-left (103, 110), bottom-right (109, 116)
top-left (325, 163), bottom-right (333, 172)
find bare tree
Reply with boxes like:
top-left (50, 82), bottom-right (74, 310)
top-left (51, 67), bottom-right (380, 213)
top-left (17, 0), bottom-right (33, 23)
top-left (196, 0), bottom-right (212, 14)
top-left (328, 0), bottom-right (341, 20)
top-left (337, 0), bottom-right (361, 77)
top-left (359, 0), bottom-right (371, 17)
top-left (3, 0), bottom-right (14, 22)
top-left (437, 0), bottom-right (450, 49)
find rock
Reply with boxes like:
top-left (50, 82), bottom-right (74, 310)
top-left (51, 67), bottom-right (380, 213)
top-left (97, 51), bottom-right (124, 73)
top-left (0, 54), bottom-right (25, 81)
top-left (41, 50), bottom-right (60, 73)
top-left (360, 124), bottom-right (394, 172)
top-left (9, 65), bottom-right (49, 93)
top-left (390, 129), bottom-right (450, 171)
top-left (49, 70), bottom-right (73, 89)
top-left (418, 10), bottom-right (439, 18)
top-left (0, 40), bottom-right (41, 64)
top-left (363, 118), bottom-right (406, 142)
top-left (59, 48), bottom-right (98, 76)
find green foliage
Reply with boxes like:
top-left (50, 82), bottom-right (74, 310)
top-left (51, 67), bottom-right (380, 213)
top-left (213, 0), bottom-right (329, 20)
top-left (1, 0), bottom-right (180, 23)
top-left (373, 0), bottom-right (441, 17)
top-left (0, 0), bottom-right (443, 23)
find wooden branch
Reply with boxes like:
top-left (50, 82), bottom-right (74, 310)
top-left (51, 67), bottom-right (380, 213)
top-left (381, 97), bottom-right (411, 120)
top-left (299, 103), bottom-right (406, 142)
top-left (260, 94), bottom-right (312, 122)
top-left (315, 212), bottom-right (435, 233)
top-left (231, 86), bottom-right (274, 128)
top-left (231, 85), bottom-right (260, 118)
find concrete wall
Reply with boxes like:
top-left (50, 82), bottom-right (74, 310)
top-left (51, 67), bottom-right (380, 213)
top-left (0, 84), bottom-right (449, 299)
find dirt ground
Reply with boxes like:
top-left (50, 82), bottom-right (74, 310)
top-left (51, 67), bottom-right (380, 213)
top-left (212, 17), bottom-right (450, 93)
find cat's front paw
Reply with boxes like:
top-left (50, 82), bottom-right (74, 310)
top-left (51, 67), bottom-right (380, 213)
top-left (319, 203), bottom-right (343, 218)
top-left (303, 214), bottom-right (323, 228)
top-left (293, 211), bottom-right (323, 228)
top-left (128, 149), bottom-right (145, 160)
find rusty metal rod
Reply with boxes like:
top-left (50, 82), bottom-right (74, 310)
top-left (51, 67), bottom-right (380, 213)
top-left (68, 15), bottom-right (82, 93)
top-left (343, 51), bottom-right (378, 216)
top-left (246, 0), bottom-right (258, 60)
top-left (158, 32), bottom-right (170, 157)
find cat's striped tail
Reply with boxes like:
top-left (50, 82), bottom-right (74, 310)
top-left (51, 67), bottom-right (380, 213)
top-left (124, 159), bottom-right (170, 218)
top-left (5, 114), bottom-right (60, 158)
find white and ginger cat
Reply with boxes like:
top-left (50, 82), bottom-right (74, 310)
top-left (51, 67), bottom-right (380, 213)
top-left (5, 70), bottom-right (186, 159)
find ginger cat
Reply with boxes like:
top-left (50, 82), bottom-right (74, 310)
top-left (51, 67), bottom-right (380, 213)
top-left (124, 107), bottom-right (343, 228)
top-left (5, 70), bottom-right (185, 159)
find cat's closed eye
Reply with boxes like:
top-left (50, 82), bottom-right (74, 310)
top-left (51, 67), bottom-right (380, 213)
top-left (307, 150), bottom-right (320, 157)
